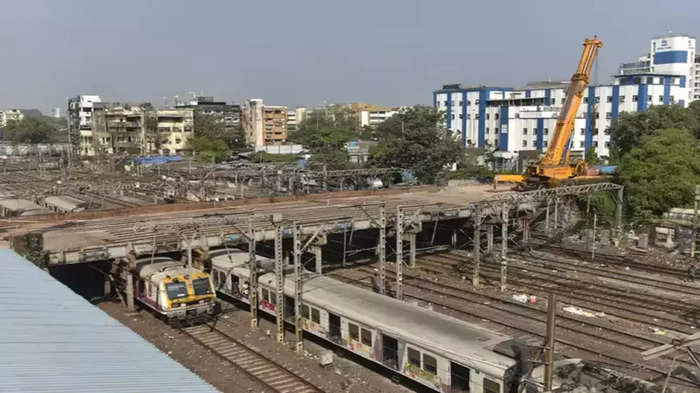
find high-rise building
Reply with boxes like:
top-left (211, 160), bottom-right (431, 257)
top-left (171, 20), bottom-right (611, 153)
top-left (434, 74), bottom-right (688, 160)
top-left (176, 96), bottom-right (241, 132)
top-left (68, 95), bottom-right (102, 156)
top-left (619, 33), bottom-right (696, 103)
top-left (52, 107), bottom-right (61, 118)
top-left (241, 99), bottom-right (288, 147)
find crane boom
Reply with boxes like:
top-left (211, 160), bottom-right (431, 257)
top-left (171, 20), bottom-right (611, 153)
top-left (495, 36), bottom-right (603, 189)
top-left (540, 36), bottom-right (602, 168)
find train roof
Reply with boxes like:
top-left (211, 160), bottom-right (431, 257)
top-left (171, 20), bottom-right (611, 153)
top-left (210, 248), bottom-right (274, 270)
top-left (233, 267), bottom-right (516, 377)
top-left (135, 258), bottom-right (201, 282)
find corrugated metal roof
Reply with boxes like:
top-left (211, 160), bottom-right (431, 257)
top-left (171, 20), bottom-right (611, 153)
top-left (0, 249), bottom-right (219, 393)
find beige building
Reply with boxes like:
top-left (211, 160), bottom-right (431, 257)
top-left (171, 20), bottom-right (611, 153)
top-left (241, 99), bottom-right (288, 147)
top-left (0, 109), bottom-right (25, 127)
top-left (153, 109), bottom-right (194, 155)
top-left (88, 103), bottom-right (193, 156)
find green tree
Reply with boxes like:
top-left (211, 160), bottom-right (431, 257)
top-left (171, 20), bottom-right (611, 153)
top-left (3, 116), bottom-right (58, 143)
top-left (370, 106), bottom-right (462, 183)
top-left (609, 104), bottom-right (700, 159)
top-left (193, 112), bottom-right (246, 150)
top-left (187, 135), bottom-right (230, 163)
top-left (617, 128), bottom-right (700, 223)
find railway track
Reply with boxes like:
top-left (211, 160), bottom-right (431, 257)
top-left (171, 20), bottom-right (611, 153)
top-left (182, 320), bottom-right (323, 393)
top-left (329, 267), bottom-right (700, 390)
top-left (532, 240), bottom-right (692, 279)
top-left (423, 252), bottom-right (699, 328)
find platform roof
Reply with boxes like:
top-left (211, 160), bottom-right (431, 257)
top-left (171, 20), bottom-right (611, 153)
top-left (0, 248), bottom-right (218, 393)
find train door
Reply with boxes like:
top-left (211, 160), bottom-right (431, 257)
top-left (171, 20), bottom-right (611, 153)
top-left (284, 296), bottom-right (295, 321)
top-left (328, 312), bottom-right (341, 344)
top-left (381, 334), bottom-right (399, 370)
top-left (450, 362), bottom-right (470, 392)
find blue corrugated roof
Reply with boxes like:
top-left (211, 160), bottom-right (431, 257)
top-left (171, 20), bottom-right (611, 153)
top-left (0, 249), bottom-right (218, 393)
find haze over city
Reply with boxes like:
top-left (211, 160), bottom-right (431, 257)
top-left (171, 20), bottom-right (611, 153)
top-left (2, 0), bottom-right (699, 112)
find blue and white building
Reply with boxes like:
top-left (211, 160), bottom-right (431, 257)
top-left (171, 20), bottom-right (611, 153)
top-left (434, 34), bottom-right (694, 160)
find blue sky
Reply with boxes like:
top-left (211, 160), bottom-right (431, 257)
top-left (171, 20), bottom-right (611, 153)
top-left (1, 0), bottom-right (698, 112)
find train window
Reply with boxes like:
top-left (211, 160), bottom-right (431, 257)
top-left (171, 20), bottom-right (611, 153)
top-left (192, 278), bottom-right (212, 296)
top-left (311, 308), bottom-right (320, 324)
top-left (166, 282), bottom-right (188, 300)
top-left (270, 292), bottom-right (277, 305)
top-left (484, 378), bottom-right (500, 393)
top-left (361, 328), bottom-right (372, 346)
top-left (349, 323), bottom-right (359, 341)
top-left (407, 347), bottom-right (421, 367)
top-left (302, 305), bottom-right (310, 319)
top-left (262, 288), bottom-right (269, 301)
top-left (423, 354), bottom-right (437, 375)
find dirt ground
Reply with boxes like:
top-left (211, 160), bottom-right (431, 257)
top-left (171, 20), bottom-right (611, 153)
top-left (99, 300), bottom-right (418, 393)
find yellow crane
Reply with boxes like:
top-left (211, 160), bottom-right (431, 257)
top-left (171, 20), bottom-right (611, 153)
top-left (496, 36), bottom-right (603, 189)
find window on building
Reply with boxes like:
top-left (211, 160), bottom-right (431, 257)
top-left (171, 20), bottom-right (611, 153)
top-left (580, 128), bottom-right (585, 135)
top-left (522, 140), bottom-right (527, 147)
top-left (607, 96), bottom-right (613, 103)
top-left (532, 140), bottom-right (537, 147)
top-left (486, 114), bottom-right (490, 120)
top-left (595, 112), bottom-right (600, 119)
top-left (583, 97), bottom-right (588, 103)
top-left (606, 112), bottom-right (612, 119)
top-left (551, 98), bottom-right (556, 105)
top-left (670, 96), bottom-right (675, 103)
top-left (659, 96), bottom-right (664, 102)
top-left (604, 128), bottom-right (610, 135)
top-left (349, 323), bottom-right (359, 341)
top-left (594, 141), bottom-right (599, 147)
top-left (458, 101), bottom-right (463, 106)
top-left (593, 128), bottom-right (599, 135)
top-left (485, 127), bottom-right (489, 134)
top-left (451, 114), bottom-right (455, 120)
top-left (632, 95), bottom-right (638, 102)
top-left (459, 114), bottom-right (463, 119)
top-left (595, 97), bottom-right (600, 103)
top-left (423, 354), bottom-right (437, 375)
top-left (620, 96), bottom-right (626, 103)
top-left (648, 95), bottom-right (652, 102)
top-left (475, 99), bottom-right (480, 105)
top-left (532, 128), bottom-right (537, 134)
top-left (408, 348), bottom-right (421, 368)
top-left (579, 141), bottom-right (585, 148)
top-left (475, 114), bottom-right (480, 119)
top-left (311, 308), bottom-right (320, 324)
top-left (495, 127), bottom-right (499, 133)
top-left (544, 128), bottom-right (549, 135)
top-left (495, 113), bottom-right (499, 120)
top-left (302, 304), bottom-right (310, 319)
top-left (523, 128), bottom-right (527, 134)
top-left (605, 141), bottom-right (610, 148)
top-left (544, 141), bottom-right (548, 147)
top-left (361, 328), bottom-right (372, 347)
top-left (467, 114), bottom-right (471, 119)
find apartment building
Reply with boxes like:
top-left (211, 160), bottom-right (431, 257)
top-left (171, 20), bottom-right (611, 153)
top-left (153, 109), bottom-right (194, 154)
top-left (176, 96), bottom-right (241, 131)
top-left (68, 95), bottom-right (102, 156)
top-left (91, 103), bottom-right (152, 155)
top-left (241, 99), bottom-right (288, 147)
top-left (0, 109), bottom-right (25, 128)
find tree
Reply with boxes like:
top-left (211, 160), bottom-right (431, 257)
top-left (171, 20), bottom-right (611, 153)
top-left (370, 106), bottom-right (462, 183)
top-left (3, 116), bottom-right (58, 143)
top-left (617, 128), bottom-right (700, 224)
top-left (609, 104), bottom-right (700, 159)
top-left (187, 135), bottom-right (230, 163)
top-left (193, 112), bottom-right (247, 150)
